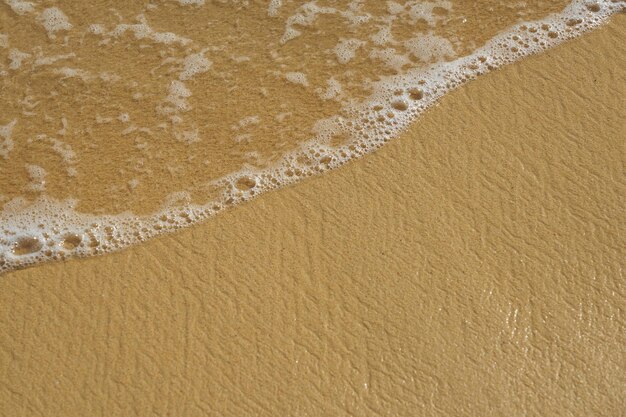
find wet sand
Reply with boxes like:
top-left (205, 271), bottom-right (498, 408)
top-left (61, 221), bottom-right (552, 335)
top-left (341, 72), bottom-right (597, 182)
top-left (1, 14), bottom-right (624, 417)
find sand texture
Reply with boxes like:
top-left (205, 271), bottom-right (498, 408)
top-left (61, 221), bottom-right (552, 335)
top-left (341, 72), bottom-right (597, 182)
top-left (1, 14), bottom-right (625, 417)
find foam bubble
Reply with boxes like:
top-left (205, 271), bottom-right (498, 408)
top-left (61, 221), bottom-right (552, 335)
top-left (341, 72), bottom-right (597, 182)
top-left (4, 0), bottom-right (35, 15)
top-left (317, 78), bottom-right (343, 100)
top-left (369, 48), bottom-right (413, 71)
top-left (175, 128), bottom-right (201, 144)
top-left (371, 26), bottom-right (393, 46)
top-left (88, 24), bottom-right (105, 35)
top-left (108, 15), bottom-right (191, 45)
top-left (179, 52), bottom-right (212, 81)
top-left (0, 119), bottom-right (17, 159)
top-left (387, 2), bottom-right (406, 15)
top-left (175, 0), bottom-right (205, 5)
top-left (164, 80), bottom-right (192, 112)
top-left (53, 67), bottom-right (92, 80)
top-left (37, 7), bottom-right (72, 39)
top-left (404, 34), bottom-right (456, 63)
top-left (33, 53), bottom-right (76, 67)
top-left (285, 72), bottom-right (309, 86)
top-left (24, 165), bottom-right (47, 192)
top-left (8, 48), bottom-right (30, 70)
top-left (268, 0), bottom-right (283, 17)
top-left (407, 1), bottom-right (453, 25)
top-left (334, 38), bottom-right (366, 64)
top-left (235, 116), bottom-right (261, 129)
top-left (281, 3), bottom-right (336, 44)
top-left (27, 136), bottom-right (76, 177)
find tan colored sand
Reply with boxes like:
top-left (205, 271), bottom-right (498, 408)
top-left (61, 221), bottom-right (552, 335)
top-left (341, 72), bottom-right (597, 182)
top-left (1, 14), bottom-right (625, 417)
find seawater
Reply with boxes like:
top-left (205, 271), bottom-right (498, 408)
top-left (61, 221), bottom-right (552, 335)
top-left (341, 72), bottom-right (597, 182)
top-left (0, 0), bottom-right (623, 272)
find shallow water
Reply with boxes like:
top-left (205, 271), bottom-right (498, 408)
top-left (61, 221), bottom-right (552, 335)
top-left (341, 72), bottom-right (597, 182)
top-left (0, 0), bottom-right (623, 273)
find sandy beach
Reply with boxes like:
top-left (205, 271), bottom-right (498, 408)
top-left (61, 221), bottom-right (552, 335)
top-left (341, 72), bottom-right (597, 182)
top-left (1, 13), bottom-right (624, 417)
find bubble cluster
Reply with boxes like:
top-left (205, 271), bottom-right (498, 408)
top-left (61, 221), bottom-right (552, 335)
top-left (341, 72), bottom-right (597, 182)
top-left (268, 0), bottom-right (283, 17)
top-left (179, 52), bottom-right (212, 81)
top-left (5, 0), bottom-right (35, 16)
top-left (107, 15), bottom-right (192, 46)
top-left (285, 72), bottom-right (309, 86)
top-left (0, 119), bottom-right (16, 159)
top-left (176, 0), bottom-right (205, 6)
top-left (37, 7), bottom-right (72, 39)
top-left (334, 38), bottom-right (366, 64)
top-left (0, 0), bottom-right (622, 274)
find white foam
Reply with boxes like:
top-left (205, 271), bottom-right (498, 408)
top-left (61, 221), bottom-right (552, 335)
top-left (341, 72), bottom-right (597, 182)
top-left (49, 138), bottom-right (75, 164)
top-left (33, 53), bottom-right (76, 67)
top-left (268, 0), bottom-right (282, 17)
top-left (371, 25), bottom-right (393, 46)
top-left (369, 48), bottom-right (413, 71)
top-left (387, 1), bottom-right (406, 15)
top-left (275, 112), bottom-right (292, 123)
top-left (8, 48), bottom-right (30, 70)
top-left (24, 164), bottom-right (47, 192)
top-left (281, 3), bottom-right (371, 44)
top-left (88, 24), bottom-right (106, 35)
top-left (164, 80), bottom-right (192, 112)
top-left (285, 72), bottom-right (309, 86)
top-left (0, 119), bottom-right (17, 159)
top-left (235, 116), bottom-right (261, 129)
top-left (37, 7), bottom-right (72, 39)
top-left (28, 135), bottom-right (76, 176)
top-left (95, 115), bottom-right (113, 124)
top-left (175, 0), bottom-right (205, 5)
top-left (334, 38), bottom-right (365, 64)
top-left (340, 2), bottom-right (371, 25)
top-left (109, 15), bottom-right (191, 45)
top-left (175, 129), bottom-right (201, 144)
top-left (179, 52), bottom-right (212, 81)
top-left (57, 118), bottom-right (68, 136)
top-left (231, 55), bottom-right (251, 63)
top-left (404, 33), bottom-right (456, 63)
top-left (407, 0), bottom-right (452, 25)
top-left (4, 0), bottom-right (35, 15)
top-left (99, 72), bottom-right (120, 83)
top-left (0, 0), bottom-right (622, 274)
top-left (281, 3), bottom-right (335, 44)
top-left (234, 134), bottom-right (253, 143)
top-left (53, 67), bottom-right (92, 80)
top-left (317, 78), bottom-right (343, 100)
top-left (128, 179), bottom-right (140, 190)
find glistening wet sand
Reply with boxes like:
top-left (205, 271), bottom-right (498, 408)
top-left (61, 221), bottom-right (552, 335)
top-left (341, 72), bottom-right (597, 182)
top-left (0, 13), bottom-right (625, 417)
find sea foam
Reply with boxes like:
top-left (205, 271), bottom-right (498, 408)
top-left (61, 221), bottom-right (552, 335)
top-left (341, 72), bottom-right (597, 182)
top-left (0, 0), bottom-right (622, 273)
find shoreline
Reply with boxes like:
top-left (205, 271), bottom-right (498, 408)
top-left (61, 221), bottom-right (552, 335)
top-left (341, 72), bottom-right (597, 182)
top-left (1, 1), bottom-right (620, 273)
top-left (1, 14), bottom-right (624, 417)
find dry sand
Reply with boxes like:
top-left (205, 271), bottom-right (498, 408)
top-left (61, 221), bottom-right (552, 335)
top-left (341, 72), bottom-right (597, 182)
top-left (1, 14), bottom-right (624, 417)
